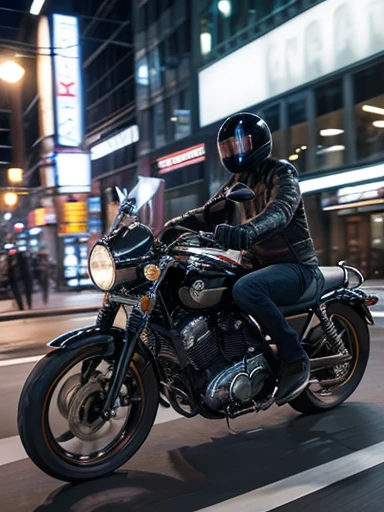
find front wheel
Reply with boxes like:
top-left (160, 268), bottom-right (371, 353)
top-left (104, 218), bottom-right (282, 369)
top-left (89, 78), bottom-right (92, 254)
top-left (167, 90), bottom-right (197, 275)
top-left (289, 303), bottom-right (370, 414)
top-left (17, 341), bottom-right (159, 482)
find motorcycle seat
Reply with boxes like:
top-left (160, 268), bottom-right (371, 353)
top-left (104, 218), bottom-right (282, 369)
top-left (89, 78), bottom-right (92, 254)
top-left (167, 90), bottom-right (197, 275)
top-left (279, 266), bottom-right (347, 316)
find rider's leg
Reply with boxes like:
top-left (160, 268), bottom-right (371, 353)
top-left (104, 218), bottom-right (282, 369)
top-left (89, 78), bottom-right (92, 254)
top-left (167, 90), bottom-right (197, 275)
top-left (233, 263), bottom-right (315, 405)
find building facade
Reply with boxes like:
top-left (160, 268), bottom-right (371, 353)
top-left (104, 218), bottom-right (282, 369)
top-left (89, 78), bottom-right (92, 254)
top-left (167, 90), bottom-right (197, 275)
top-left (134, 0), bottom-right (384, 277)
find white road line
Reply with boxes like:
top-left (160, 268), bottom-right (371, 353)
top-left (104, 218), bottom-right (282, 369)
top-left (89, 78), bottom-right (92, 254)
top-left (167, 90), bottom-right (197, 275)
top-left (0, 407), bottom-right (183, 468)
top-left (198, 440), bottom-right (384, 512)
top-left (0, 355), bottom-right (44, 367)
top-left (372, 311), bottom-right (384, 318)
top-left (0, 436), bottom-right (27, 467)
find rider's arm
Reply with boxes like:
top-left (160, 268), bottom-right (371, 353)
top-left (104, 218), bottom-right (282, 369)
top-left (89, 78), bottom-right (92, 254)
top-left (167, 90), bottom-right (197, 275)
top-left (244, 163), bottom-right (301, 243)
top-left (214, 164), bottom-right (301, 250)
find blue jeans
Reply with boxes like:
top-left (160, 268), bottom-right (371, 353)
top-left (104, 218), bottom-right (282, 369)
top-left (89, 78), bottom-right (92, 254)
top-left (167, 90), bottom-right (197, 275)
top-left (233, 263), bottom-right (316, 361)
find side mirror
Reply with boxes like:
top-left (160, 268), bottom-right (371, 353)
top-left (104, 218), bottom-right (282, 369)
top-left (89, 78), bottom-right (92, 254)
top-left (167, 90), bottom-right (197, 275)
top-left (226, 182), bottom-right (255, 202)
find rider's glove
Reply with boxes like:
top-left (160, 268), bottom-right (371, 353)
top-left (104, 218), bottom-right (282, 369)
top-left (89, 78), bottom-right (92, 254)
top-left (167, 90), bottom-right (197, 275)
top-left (214, 224), bottom-right (249, 250)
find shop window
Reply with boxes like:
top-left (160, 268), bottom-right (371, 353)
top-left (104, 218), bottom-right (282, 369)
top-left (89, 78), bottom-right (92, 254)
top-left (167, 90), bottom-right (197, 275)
top-left (315, 79), bottom-right (345, 170)
top-left (370, 212), bottom-right (384, 278)
top-left (153, 102), bottom-right (166, 148)
top-left (353, 62), bottom-right (384, 163)
top-left (287, 93), bottom-right (309, 173)
top-left (259, 103), bottom-right (284, 159)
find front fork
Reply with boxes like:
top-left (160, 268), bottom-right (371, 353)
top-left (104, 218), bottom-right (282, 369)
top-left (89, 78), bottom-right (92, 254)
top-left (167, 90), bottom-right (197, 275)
top-left (94, 299), bottom-right (147, 419)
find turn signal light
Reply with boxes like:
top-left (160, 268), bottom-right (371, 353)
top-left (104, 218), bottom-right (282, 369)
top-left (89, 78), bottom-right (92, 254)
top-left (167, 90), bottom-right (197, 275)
top-left (365, 295), bottom-right (379, 306)
top-left (141, 296), bottom-right (156, 313)
top-left (143, 264), bottom-right (161, 281)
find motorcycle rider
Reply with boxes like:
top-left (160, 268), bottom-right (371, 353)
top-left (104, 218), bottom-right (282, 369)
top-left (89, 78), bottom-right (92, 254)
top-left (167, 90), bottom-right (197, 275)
top-left (162, 112), bottom-right (320, 405)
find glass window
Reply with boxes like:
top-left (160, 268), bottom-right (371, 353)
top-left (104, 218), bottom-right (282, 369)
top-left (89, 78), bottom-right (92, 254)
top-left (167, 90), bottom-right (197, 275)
top-left (153, 102), bottom-right (166, 148)
top-left (149, 47), bottom-right (163, 96)
top-left (315, 79), bottom-right (345, 170)
top-left (287, 93), bottom-right (309, 173)
top-left (353, 62), bottom-right (384, 163)
top-left (136, 55), bottom-right (149, 103)
top-left (259, 103), bottom-right (284, 159)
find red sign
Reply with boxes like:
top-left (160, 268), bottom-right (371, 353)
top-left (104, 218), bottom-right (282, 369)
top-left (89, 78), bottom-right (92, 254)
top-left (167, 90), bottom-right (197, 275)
top-left (157, 144), bottom-right (205, 174)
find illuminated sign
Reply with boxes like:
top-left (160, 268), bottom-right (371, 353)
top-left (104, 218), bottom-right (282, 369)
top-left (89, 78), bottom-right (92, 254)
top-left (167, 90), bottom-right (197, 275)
top-left (56, 152), bottom-right (91, 193)
top-left (91, 125), bottom-right (139, 160)
top-left (59, 200), bottom-right (88, 234)
top-left (157, 144), bottom-right (206, 173)
top-left (52, 14), bottom-right (83, 147)
top-left (321, 180), bottom-right (384, 210)
top-left (300, 162), bottom-right (384, 194)
top-left (199, 0), bottom-right (384, 127)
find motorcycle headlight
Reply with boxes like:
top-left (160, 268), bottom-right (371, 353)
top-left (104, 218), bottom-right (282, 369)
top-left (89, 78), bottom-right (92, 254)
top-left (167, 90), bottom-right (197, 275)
top-left (89, 244), bottom-right (116, 291)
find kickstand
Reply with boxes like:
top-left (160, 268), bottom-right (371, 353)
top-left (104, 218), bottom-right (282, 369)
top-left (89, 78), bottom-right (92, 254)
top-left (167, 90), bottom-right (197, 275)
top-left (225, 407), bottom-right (238, 435)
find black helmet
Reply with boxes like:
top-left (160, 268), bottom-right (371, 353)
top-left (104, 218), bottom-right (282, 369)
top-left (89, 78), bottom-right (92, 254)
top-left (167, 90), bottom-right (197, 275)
top-left (217, 112), bottom-right (272, 174)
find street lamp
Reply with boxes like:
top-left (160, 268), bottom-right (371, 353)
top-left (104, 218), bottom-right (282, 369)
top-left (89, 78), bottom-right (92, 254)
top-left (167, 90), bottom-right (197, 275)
top-left (0, 60), bottom-right (25, 83)
top-left (4, 192), bottom-right (18, 207)
top-left (8, 167), bottom-right (23, 183)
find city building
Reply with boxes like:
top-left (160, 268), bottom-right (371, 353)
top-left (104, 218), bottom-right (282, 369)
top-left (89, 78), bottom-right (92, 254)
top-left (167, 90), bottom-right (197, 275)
top-left (134, 0), bottom-right (384, 277)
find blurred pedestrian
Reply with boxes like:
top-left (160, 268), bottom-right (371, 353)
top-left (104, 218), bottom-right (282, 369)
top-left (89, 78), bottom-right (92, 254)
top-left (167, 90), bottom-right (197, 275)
top-left (7, 249), bottom-right (33, 310)
top-left (36, 251), bottom-right (50, 304)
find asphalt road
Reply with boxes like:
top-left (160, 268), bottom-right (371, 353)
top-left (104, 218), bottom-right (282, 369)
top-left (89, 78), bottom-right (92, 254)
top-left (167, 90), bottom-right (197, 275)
top-left (0, 317), bottom-right (384, 511)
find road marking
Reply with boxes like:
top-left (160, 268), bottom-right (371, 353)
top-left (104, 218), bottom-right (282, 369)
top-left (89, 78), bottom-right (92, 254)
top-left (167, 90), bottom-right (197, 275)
top-left (372, 311), bottom-right (384, 318)
top-left (0, 407), bottom-right (183, 468)
top-left (198, 440), bottom-right (384, 512)
top-left (0, 355), bottom-right (44, 367)
top-left (0, 436), bottom-right (27, 466)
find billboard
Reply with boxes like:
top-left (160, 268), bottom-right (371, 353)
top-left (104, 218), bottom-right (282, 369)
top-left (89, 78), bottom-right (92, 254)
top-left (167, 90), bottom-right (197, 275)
top-left (199, 0), bottom-right (384, 127)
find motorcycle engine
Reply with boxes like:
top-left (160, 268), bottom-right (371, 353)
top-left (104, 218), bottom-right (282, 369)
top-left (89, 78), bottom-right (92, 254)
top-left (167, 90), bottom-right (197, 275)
top-left (178, 312), bottom-right (274, 410)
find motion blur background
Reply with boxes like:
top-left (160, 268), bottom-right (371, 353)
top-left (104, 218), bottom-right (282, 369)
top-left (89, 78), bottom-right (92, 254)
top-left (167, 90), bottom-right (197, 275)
top-left (0, 0), bottom-right (383, 294)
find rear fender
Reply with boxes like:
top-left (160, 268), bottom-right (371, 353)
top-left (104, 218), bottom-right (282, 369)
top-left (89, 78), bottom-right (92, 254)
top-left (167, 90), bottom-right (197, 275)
top-left (322, 289), bottom-right (374, 325)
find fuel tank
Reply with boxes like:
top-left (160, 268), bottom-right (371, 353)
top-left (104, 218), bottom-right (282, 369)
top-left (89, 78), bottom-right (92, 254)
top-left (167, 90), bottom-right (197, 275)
top-left (175, 247), bottom-right (243, 310)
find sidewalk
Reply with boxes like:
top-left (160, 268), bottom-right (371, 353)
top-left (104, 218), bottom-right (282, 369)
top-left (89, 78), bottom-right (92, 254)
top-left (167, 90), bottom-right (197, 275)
top-left (0, 289), bottom-right (103, 321)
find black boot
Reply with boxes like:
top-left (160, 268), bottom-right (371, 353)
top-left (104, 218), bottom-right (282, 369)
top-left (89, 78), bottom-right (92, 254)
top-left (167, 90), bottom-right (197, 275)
top-left (275, 355), bottom-right (310, 406)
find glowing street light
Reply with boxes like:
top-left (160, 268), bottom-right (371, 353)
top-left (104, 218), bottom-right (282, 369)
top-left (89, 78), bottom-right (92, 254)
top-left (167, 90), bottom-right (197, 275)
top-left (0, 60), bottom-right (25, 83)
top-left (4, 192), bottom-right (18, 207)
top-left (8, 167), bottom-right (23, 183)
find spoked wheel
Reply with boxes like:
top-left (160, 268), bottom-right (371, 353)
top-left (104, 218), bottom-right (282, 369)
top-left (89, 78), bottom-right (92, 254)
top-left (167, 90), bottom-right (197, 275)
top-left (18, 342), bottom-right (158, 482)
top-left (289, 303), bottom-right (370, 414)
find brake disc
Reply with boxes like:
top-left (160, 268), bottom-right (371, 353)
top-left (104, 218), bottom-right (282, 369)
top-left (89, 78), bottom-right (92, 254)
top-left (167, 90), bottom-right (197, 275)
top-left (67, 379), bottom-right (110, 441)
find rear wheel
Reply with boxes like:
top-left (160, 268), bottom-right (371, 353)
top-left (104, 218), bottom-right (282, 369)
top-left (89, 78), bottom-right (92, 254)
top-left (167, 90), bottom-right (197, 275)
top-left (18, 342), bottom-right (158, 482)
top-left (289, 303), bottom-right (369, 414)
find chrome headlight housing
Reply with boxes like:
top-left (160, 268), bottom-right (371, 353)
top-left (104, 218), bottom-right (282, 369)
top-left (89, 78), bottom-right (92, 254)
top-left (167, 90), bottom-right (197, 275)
top-left (89, 244), bottom-right (116, 291)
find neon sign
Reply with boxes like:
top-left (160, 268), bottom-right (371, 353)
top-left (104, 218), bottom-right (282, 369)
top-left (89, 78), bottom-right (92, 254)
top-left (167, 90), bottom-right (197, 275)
top-left (52, 14), bottom-right (83, 147)
top-left (157, 144), bottom-right (206, 173)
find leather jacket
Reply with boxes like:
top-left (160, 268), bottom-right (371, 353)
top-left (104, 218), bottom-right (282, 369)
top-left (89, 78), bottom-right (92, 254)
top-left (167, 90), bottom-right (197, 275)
top-left (162, 157), bottom-right (318, 268)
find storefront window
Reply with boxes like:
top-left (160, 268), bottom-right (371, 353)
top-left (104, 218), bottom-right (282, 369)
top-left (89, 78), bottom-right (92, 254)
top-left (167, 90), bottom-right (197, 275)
top-left (153, 102), bottom-right (166, 148)
top-left (259, 103), bottom-right (284, 159)
top-left (354, 61), bottom-right (384, 163)
top-left (370, 212), bottom-right (384, 278)
top-left (315, 79), bottom-right (345, 170)
top-left (287, 93), bottom-right (309, 173)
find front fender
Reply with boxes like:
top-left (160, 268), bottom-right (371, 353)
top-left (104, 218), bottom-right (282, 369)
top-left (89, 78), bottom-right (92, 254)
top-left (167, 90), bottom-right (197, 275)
top-left (48, 325), bottom-right (125, 350)
top-left (48, 325), bottom-right (158, 375)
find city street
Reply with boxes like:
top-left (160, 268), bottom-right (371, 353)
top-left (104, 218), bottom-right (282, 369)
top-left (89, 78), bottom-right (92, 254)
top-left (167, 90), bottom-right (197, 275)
top-left (0, 308), bottom-right (383, 511)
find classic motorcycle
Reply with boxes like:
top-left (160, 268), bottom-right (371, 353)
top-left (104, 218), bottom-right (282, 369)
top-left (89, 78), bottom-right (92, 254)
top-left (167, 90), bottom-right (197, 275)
top-left (18, 177), bottom-right (378, 482)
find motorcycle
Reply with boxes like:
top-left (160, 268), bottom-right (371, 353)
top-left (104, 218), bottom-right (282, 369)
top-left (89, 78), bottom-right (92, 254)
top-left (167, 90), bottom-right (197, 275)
top-left (18, 177), bottom-right (378, 482)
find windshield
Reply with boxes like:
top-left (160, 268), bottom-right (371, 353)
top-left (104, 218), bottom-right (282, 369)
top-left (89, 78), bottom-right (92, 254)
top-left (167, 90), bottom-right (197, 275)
top-left (128, 176), bottom-right (162, 213)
